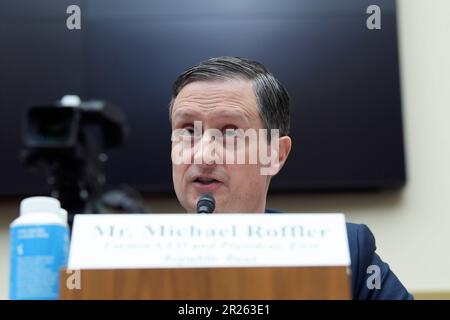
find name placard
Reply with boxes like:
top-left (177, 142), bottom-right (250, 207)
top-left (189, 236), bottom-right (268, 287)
top-left (68, 214), bottom-right (350, 269)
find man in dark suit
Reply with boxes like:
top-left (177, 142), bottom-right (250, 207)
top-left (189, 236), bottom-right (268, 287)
top-left (169, 56), bottom-right (413, 299)
top-left (266, 208), bottom-right (413, 299)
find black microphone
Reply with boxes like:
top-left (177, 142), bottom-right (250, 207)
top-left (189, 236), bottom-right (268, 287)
top-left (196, 194), bottom-right (215, 214)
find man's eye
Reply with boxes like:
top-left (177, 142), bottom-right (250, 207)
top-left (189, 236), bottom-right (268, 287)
top-left (184, 126), bottom-right (195, 135)
top-left (223, 126), bottom-right (238, 137)
top-left (224, 130), bottom-right (237, 137)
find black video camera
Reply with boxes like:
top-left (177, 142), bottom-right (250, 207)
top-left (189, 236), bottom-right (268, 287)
top-left (22, 96), bottom-right (129, 222)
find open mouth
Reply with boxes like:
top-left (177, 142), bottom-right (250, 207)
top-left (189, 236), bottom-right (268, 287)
top-left (191, 175), bottom-right (224, 193)
top-left (193, 177), bottom-right (220, 185)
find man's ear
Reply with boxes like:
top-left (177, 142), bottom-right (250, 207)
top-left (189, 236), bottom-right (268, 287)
top-left (263, 135), bottom-right (292, 176)
top-left (276, 135), bottom-right (292, 173)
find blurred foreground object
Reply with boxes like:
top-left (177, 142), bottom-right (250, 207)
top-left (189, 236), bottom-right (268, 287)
top-left (10, 197), bottom-right (69, 300)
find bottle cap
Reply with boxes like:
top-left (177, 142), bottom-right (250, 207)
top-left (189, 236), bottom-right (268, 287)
top-left (20, 197), bottom-right (62, 216)
top-left (60, 209), bottom-right (68, 223)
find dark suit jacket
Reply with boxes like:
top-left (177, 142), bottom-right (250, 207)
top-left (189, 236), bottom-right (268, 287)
top-left (265, 209), bottom-right (413, 300)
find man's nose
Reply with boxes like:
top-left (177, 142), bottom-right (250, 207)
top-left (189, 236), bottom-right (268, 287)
top-left (193, 130), bottom-right (223, 166)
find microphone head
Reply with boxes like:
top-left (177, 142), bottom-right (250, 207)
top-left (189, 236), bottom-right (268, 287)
top-left (196, 194), bottom-right (215, 214)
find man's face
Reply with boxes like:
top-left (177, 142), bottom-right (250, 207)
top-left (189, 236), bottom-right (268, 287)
top-left (171, 79), bottom-right (273, 213)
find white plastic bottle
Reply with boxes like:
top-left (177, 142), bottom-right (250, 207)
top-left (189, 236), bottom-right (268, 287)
top-left (9, 197), bottom-right (69, 300)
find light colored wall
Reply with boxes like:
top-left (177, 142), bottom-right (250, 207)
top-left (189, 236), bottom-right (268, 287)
top-left (0, 201), bottom-right (19, 299)
top-left (1, 0), bottom-right (449, 299)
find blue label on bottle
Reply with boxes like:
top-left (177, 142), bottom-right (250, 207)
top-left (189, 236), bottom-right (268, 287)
top-left (9, 224), bottom-right (69, 300)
